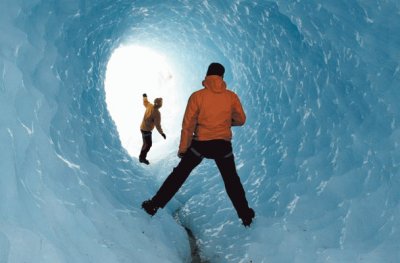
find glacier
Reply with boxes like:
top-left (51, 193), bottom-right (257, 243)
top-left (1, 0), bottom-right (400, 262)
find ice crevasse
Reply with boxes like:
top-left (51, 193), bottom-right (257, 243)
top-left (0, 0), bottom-right (400, 262)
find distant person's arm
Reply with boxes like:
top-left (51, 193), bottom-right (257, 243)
top-left (179, 94), bottom-right (199, 155)
top-left (154, 111), bottom-right (165, 136)
top-left (143, 93), bottom-right (150, 107)
top-left (231, 93), bottom-right (246, 126)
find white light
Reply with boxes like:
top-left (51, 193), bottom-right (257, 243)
top-left (105, 45), bottom-right (184, 161)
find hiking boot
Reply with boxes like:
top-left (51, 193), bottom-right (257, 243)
top-left (241, 208), bottom-right (255, 227)
top-left (139, 158), bottom-right (150, 165)
top-left (141, 200), bottom-right (158, 216)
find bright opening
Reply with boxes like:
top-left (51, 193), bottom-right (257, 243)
top-left (105, 45), bottom-right (184, 161)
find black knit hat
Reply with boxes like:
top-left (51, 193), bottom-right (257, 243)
top-left (206, 62), bottom-right (225, 77)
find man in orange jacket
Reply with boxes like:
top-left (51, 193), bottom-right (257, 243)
top-left (139, 94), bottom-right (166, 165)
top-left (142, 63), bottom-right (255, 227)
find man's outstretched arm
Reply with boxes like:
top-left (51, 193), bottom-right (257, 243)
top-left (143, 93), bottom-right (150, 107)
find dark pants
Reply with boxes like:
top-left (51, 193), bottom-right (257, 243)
top-left (139, 130), bottom-right (152, 160)
top-left (151, 140), bottom-right (251, 219)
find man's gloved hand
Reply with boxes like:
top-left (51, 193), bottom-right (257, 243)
top-left (161, 133), bottom-right (166, 139)
top-left (143, 93), bottom-right (147, 97)
top-left (177, 152), bottom-right (185, 158)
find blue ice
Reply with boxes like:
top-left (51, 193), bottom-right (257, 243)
top-left (0, 0), bottom-right (399, 262)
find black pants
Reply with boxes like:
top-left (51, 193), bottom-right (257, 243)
top-left (139, 130), bottom-right (152, 159)
top-left (151, 140), bottom-right (251, 219)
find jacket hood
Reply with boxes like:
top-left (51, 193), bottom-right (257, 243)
top-left (202, 75), bottom-right (226, 93)
top-left (154, 98), bottom-right (163, 109)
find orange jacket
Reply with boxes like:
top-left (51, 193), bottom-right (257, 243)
top-left (140, 97), bottom-right (164, 134)
top-left (179, 75), bottom-right (246, 153)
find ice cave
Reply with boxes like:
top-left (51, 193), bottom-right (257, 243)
top-left (1, 0), bottom-right (399, 262)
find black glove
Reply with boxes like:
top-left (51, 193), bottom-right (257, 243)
top-left (143, 93), bottom-right (147, 97)
top-left (161, 133), bottom-right (166, 139)
top-left (177, 152), bottom-right (185, 158)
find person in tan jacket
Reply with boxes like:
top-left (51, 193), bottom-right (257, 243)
top-left (139, 94), bottom-right (166, 165)
top-left (142, 63), bottom-right (255, 227)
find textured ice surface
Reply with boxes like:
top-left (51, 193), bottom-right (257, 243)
top-left (1, 0), bottom-right (400, 262)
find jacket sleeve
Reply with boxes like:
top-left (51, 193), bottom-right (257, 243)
top-left (231, 93), bottom-right (246, 126)
top-left (143, 97), bottom-right (150, 107)
top-left (179, 93), bottom-right (199, 153)
top-left (154, 111), bottom-right (164, 135)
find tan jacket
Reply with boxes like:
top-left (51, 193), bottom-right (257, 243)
top-left (179, 75), bottom-right (246, 153)
top-left (140, 97), bottom-right (164, 134)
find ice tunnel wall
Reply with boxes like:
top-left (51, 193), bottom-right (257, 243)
top-left (1, 0), bottom-right (400, 262)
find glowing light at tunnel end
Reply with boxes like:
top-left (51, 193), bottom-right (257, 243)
top-left (105, 44), bottom-right (184, 161)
